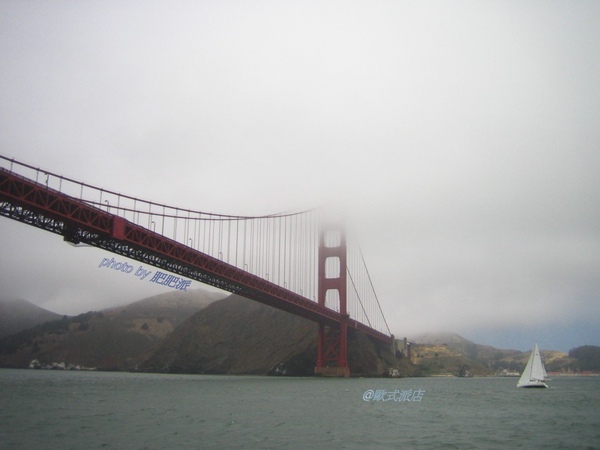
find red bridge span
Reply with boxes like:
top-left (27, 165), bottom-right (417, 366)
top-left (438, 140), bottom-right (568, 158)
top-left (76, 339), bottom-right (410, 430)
top-left (0, 155), bottom-right (393, 377)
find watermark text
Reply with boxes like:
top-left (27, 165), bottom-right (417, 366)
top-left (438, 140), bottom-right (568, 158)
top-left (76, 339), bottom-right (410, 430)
top-left (98, 257), bottom-right (192, 291)
top-left (363, 389), bottom-right (425, 402)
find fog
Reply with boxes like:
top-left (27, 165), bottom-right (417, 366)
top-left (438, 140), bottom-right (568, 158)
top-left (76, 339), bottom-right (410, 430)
top-left (1, 1), bottom-right (599, 351)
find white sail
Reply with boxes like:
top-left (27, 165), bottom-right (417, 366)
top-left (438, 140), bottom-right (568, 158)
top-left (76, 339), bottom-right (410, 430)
top-left (517, 344), bottom-right (548, 388)
top-left (517, 348), bottom-right (535, 387)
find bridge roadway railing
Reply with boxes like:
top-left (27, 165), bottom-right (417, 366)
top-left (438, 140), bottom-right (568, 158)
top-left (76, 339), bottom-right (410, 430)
top-left (0, 167), bottom-right (393, 346)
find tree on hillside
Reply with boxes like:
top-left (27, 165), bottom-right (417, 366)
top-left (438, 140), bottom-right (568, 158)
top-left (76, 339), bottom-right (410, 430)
top-left (568, 346), bottom-right (600, 371)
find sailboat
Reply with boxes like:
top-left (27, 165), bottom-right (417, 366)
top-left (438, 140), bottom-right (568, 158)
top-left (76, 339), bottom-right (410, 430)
top-left (517, 343), bottom-right (548, 388)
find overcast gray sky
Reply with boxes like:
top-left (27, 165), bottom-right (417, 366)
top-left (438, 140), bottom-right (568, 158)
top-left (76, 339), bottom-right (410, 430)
top-left (1, 1), bottom-right (599, 352)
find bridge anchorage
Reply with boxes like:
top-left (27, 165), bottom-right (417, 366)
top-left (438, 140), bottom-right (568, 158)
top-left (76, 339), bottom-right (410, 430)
top-left (0, 154), bottom-right (393, 377)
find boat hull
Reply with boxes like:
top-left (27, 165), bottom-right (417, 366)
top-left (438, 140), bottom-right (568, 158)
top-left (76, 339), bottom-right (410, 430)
top-left (518, 381), bottom-right (548, 388)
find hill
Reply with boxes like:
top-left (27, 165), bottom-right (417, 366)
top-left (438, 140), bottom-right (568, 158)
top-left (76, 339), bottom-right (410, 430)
top-left (410, 343), bottom-right (490, 376)
top-left (411, 332), bottom-right (523, 360)
top-left (139, 294), bottom-right (416, 377)
top-left (0, 289), bottom-right (223, 370)
top-left (409, 332), bottom-right (522, 375)
top-left (0, 297), bottom-right (63, 338)
top-left (2, 292), bottom-right (596, 376)
top-left (408, 332), bottom-right (595, 376)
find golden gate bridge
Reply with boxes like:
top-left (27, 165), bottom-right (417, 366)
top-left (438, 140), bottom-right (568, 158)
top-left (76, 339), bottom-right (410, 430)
top-left (0, 154), bottom-right (393, 377)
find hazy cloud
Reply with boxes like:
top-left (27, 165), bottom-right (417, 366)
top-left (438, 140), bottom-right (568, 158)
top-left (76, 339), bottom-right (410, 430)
top-left (1, 1), bottom-right (599, 351)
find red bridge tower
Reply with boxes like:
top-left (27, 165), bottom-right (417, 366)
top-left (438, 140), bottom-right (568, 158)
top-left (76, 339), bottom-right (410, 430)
top-left (315, 224), bottom-right (350, 377)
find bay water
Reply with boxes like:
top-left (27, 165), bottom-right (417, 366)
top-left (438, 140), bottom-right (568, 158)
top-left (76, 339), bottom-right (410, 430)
top-left (1, 369), bottom-right (598, 449)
